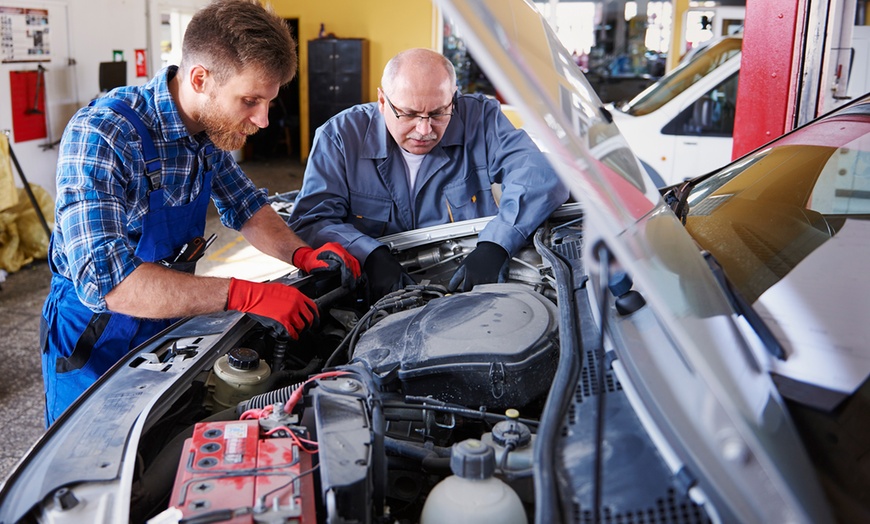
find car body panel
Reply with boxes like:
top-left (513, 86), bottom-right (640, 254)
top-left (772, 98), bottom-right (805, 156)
top-left (0, 312), bottom-right (251, 522)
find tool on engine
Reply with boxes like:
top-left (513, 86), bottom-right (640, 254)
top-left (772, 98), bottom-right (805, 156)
top-left (173, 233), bottom-right (216, 263)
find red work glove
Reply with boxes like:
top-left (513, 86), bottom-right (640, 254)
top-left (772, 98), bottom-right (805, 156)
top-left (226, 278), bottom-right (318, 339)
top-left (292, 242), bottom-right (361, 288)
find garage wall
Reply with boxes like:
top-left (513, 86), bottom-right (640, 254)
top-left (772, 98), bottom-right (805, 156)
top-left (2, 0), bottom-right (72, 200)
top-left (271, 0), bottom-right (438, 158)
top-left (2, 0), bottom-right (438, 198)
top-left (1, 0), bottom-right (152, 199)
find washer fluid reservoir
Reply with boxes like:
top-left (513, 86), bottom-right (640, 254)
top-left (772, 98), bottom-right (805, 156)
top-left (420, 439), bottom-right (527, 524)
top-left (211, 347), bottom-right (271, 410)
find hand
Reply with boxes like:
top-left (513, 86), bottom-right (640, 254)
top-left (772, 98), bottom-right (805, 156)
top-left (448, 242), bottom-right (510, 292)
top-left (226, 278), bottom-right (318, 339)
top-left (364, 246), bottom-right (415, 300)
top-left (292, 242), bottom-right (361, 288)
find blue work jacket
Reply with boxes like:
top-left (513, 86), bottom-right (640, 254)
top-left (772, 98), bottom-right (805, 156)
top-left (288, 93), bottom-right (569, 265)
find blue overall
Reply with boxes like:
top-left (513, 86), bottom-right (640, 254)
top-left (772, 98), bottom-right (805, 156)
top-left (40, 98), bottom-right (215, 426)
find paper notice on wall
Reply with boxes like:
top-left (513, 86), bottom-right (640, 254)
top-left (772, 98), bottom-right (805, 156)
top-left (0, 7), bottom-right (50, 63)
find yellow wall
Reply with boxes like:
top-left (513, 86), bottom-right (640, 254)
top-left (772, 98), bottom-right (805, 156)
top-left (269, 0), bottom-right (439, 159)
top-left (667, 0), bottom-right (689, 73)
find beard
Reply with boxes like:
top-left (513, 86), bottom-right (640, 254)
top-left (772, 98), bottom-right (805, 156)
top-left (198, 92), bottom-right (259, 151)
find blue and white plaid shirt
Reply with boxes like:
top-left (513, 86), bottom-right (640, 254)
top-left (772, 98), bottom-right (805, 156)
top-left (51, 66), bottom-right (268, 312)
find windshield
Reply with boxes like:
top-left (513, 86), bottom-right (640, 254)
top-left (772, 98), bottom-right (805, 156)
top-left (683, 103), bottom-right (870, 304)
top-left (619, 36), bottom-right (742, 116)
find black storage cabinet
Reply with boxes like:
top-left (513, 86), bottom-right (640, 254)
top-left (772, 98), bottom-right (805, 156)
top-left (308, 38), bottom-right (369, 144)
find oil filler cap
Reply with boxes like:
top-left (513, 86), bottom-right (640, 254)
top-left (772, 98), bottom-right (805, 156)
top-left (226, 347), bottom-right (260, 370)
top-left (450, 439), bottom-right (495, 479)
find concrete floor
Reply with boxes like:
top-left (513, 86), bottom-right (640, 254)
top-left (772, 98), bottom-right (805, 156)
top-left (0, 158), bottom-right (304, 484)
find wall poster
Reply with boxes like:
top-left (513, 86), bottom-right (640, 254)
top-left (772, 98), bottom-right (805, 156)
top-left (1, 6), bottom-right (50, 63)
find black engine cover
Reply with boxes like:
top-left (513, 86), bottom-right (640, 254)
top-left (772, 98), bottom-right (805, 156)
top-left (352, 284), bottom-right (559, 409)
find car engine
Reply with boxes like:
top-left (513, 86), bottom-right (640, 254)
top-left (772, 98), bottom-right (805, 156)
top-left (138, 222), bottom-right (565, 524)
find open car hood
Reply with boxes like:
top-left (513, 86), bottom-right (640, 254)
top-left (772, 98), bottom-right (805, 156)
top-left (435, 0), bottom-right (833, 522)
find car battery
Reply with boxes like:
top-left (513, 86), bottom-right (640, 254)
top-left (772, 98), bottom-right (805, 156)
top-left (167, 419), bottom-right (316, 523)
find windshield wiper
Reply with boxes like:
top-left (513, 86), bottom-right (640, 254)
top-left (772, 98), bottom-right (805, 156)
top-left (703, 251), bottom-right (787, 360)
top-left (663, 180), bottom-right (694, 224)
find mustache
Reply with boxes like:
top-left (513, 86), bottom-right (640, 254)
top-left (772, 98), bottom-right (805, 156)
top-left (406, 131), bottom-right (437, 141)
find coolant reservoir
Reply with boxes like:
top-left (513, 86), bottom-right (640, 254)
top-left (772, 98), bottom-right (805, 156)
top-left (211, 347), bottom-right (271, 410)
top-left (420, 439), bottom-right (527, 524)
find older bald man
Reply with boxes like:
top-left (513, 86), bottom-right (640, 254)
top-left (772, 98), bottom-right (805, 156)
top-left (289, 48), bottom-right (568, 299)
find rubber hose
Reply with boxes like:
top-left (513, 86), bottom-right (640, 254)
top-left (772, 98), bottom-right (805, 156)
top-left (235, 381), bottom-right (304, 416)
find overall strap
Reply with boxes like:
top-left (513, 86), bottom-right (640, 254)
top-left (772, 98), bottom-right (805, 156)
top-left (202, 143), bottom-right (216, 167)
top-left (90, 97), bottom-right (163, 190)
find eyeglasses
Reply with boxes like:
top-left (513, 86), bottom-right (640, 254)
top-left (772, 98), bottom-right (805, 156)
top-left (382, 91), bottom-right (454, 126)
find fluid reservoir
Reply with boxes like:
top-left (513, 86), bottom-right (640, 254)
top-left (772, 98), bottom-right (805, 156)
top-left (211, 347), bottom-right (271, 410)
top-left (420, 439), bottom-right (527, 524)
top-left (481, 411), bottom-right (535, 503)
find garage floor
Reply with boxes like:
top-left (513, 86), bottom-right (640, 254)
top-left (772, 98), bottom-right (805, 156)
top-left (0, 158), bottom-right (304, 484)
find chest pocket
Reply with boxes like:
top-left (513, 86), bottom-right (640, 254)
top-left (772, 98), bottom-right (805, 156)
top-left (349, 191), bottom-right (392, 237)
top-left (444, 174), bottom-right (497, 222)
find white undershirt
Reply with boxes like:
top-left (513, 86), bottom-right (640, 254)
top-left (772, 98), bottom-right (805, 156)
top-left (400, 148), bottom-right (426, 192)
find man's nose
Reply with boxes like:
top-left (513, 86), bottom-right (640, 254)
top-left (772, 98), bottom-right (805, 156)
top-left (251, 104), bottom-right (270, 128)
top-left (414, 116), bottom-right (433, 133)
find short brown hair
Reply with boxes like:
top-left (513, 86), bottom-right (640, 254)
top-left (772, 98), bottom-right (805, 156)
top-left (180, 0), bottom-right (297, 86)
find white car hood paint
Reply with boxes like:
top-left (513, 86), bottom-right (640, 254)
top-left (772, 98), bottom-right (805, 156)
top-left (758, 218), bottom-right (870, 394)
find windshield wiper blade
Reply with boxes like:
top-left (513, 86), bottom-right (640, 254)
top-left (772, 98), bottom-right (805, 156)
top-left (703, 251), bottom-right (787, 360)
top-left (664, 180), bottom-right (694, 224)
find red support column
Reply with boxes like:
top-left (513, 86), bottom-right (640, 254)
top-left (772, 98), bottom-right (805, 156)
top-left (732, 0), bottom-right (802, 159)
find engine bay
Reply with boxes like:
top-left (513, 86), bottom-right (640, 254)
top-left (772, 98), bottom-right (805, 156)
top-left (136, 221), bottom-right (569, 524)
top-left (0, 204), bottom-right (712, 524)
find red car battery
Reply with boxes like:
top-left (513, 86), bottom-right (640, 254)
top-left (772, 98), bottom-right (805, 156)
top-left (168, 419), bottom-right (316, 523)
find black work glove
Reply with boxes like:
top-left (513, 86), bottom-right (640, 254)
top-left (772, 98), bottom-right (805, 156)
top-left (364, 246), bottom-right (415, 300)
top-left (448, 241), bottom-right (510, 292)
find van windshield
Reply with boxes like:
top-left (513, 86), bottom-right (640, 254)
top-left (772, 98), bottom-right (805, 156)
top-left (618, 36), bottom-right (742, 116)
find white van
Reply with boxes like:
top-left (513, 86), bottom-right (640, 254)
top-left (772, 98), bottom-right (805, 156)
top-left (607, 35), bottom-right (742, 187)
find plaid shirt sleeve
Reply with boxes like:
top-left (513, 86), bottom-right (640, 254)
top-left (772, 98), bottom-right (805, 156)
top-left (52, 108), bottom-right (144, 312)
top-left (209, 151), bottom-right (269, 231)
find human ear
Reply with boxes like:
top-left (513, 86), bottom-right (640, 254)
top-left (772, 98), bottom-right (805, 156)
top-left (189, 65), bottom-right (210, 94)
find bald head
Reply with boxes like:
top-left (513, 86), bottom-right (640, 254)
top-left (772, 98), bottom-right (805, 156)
top-left (381, 48), bottom-right (456, 94)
